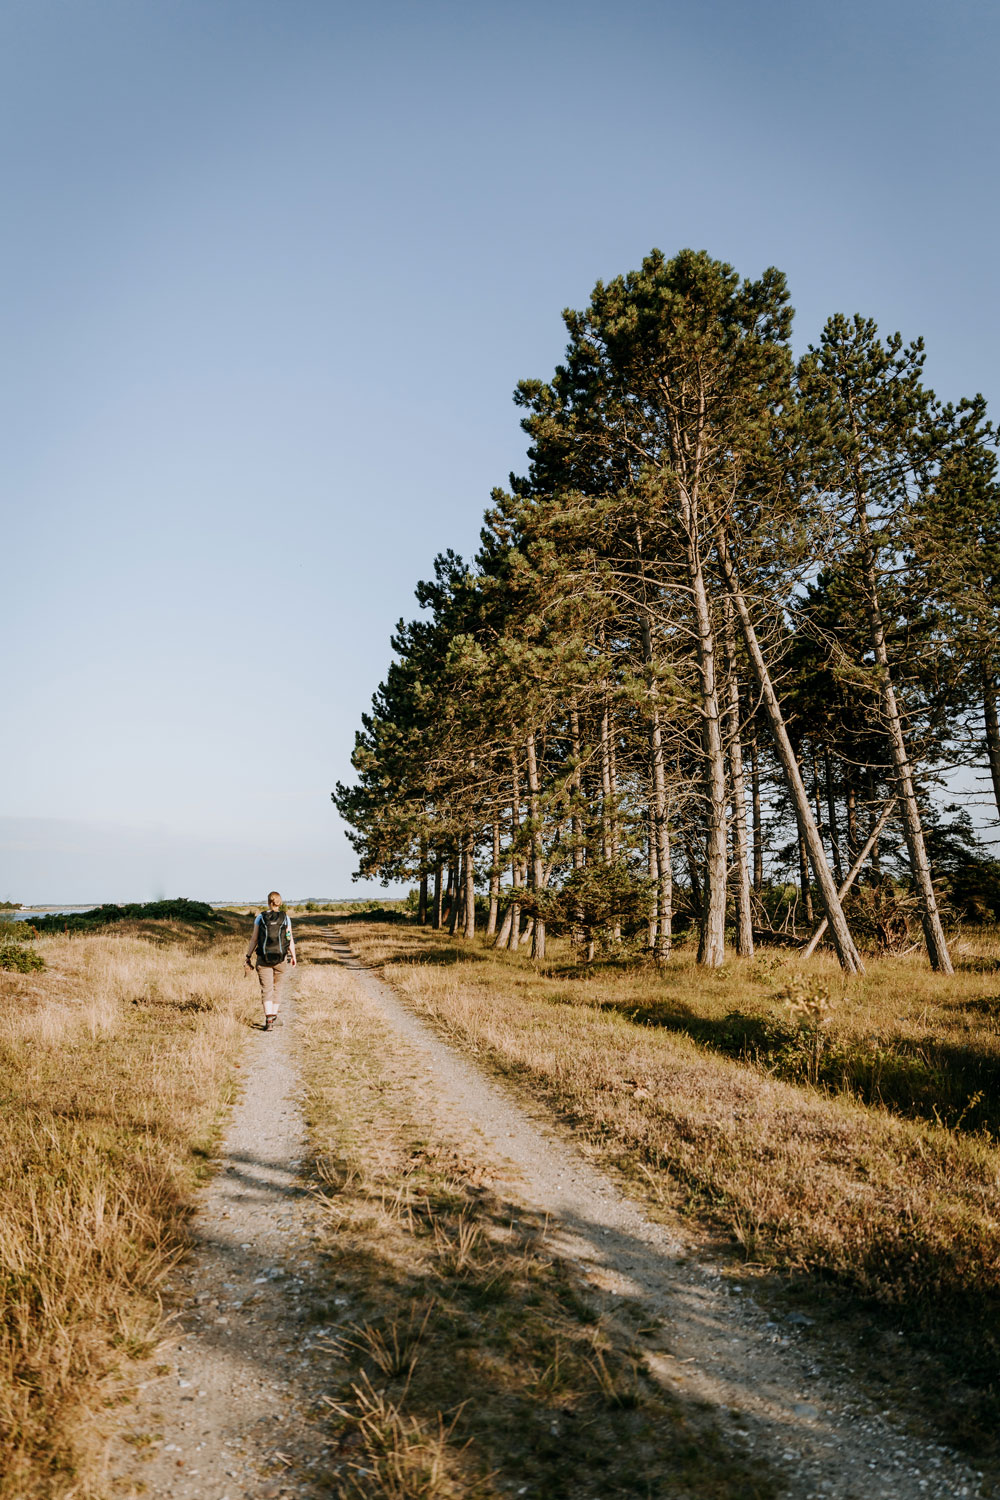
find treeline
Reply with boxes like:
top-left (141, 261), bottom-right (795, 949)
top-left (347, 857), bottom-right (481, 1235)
top-left (334, 250), bottom-right (1000, 973)
top-left (26, 899), bottom-right (222, 934)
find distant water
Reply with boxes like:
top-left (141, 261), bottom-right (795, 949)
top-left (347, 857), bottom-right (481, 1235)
top-left (3, 907), bottom-right (91, 921)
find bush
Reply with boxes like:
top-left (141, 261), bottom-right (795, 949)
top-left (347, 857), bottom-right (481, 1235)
top-left (0, 940), bottom-right (45, 972)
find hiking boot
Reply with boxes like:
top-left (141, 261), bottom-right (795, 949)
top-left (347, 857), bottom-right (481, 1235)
top-left (264, 1015), bottom-right (275, 1031)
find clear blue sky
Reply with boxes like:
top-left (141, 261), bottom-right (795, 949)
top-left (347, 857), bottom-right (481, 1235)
top-left (3, 0), bottom-right (997, 903)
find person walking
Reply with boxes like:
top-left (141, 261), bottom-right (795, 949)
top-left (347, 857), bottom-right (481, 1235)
top-left (245, 890), bottom-right (296, 1030)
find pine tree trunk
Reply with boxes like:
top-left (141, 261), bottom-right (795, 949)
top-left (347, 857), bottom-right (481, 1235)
top-left (442, 857), bottom-right (454, 928)
top-left (684, 835), bottom-right (703, 917)
top-left (855, 512), bottom-right (952, 972)
top-left (714, 535), bottom-right (865, 973)
top-left (463, 830), bottom-right (476, 939)
top-left (650, 709), bottom-right (673, 963)
top-left (983, 671), bottom-right (1000, 822)
top-left (486, 820), bottom-right (500, 936)
top-left (686, 538), bottom-right (727, 967)
top-left (846, 784), bottom-right (859, 866)
top-left (495, 902), bottom-right (513, 948)
top-left (647, 812), bottom-right (658, 950)
top-left (570, 707), bottom-right (586, 955)
top-left (812, 748), bottom-right (824, 844)
top-left (508, 757), bottom-right (522, 951)
top-left (508, 883), bottom-right (521, 951)
top-left (418, 836), bottom-right (428, 925)
top-left (610, 721), bottom-right (621, 942)
top-left (823, 744), bottom-right (844, 886)
top-left (869, 799), bottom-right (882, 880)
top-left (448, 846), bottom-right (461, 935)
top-left (723, 598), bottom-right (753, 957)
top-left (432, 860), bottom-right (443, 930)
top-left (526, 731), bottom-right (546, 960)
top-left (797, 819), bottom-right (814, 928)
top-left (599, 701), bottom-right (612, 864)
top-left (749, 725), bottom-right (763, 894)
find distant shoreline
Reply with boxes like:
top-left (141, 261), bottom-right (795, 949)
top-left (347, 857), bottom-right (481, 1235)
top-left (8, 899), bottom-right (387, 917)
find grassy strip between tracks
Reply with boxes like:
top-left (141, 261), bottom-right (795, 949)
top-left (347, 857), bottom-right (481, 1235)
top-left (293, 947), bottom-right (777, 1500)
top-left (337, 919), bottom-right (1000, 1461)
top-left (0, 919), bottom-right (253, 1499)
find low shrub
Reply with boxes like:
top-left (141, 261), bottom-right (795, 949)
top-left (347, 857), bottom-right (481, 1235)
top-left (0, 940), bottom-right (45, 972)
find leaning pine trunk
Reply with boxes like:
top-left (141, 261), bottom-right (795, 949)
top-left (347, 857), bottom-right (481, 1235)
top-left (854, 505), bottom-right (952, 973)
top-left (526, 730), bottom-right (546, 960)
top-left (713, 532), bottom-right (865, 973)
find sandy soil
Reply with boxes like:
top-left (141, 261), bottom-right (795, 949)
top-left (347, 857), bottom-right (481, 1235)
top-left (102, 927), bottom-right (987, 1499)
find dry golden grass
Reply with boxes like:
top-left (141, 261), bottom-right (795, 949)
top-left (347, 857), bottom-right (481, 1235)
top-left (292, 940), bottom-right (776, 1499)
top-left (338, 919), bottom-right (1000, 1455)
top-left (0, 919), bottom-right (254, 1499)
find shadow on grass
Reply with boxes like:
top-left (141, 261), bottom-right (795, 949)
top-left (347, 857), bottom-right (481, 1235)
top-left (295, 1150), bottom-right (781, 1498)
top-left (596, 993), bottom-right (1000, 1137)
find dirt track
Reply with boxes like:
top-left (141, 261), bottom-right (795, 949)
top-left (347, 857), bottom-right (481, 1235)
top-left (103, 926), bottom-right (985, 1499)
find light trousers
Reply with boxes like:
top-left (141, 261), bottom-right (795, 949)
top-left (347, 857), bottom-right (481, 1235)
top-left (256, 959), bottom-right (292, 1016)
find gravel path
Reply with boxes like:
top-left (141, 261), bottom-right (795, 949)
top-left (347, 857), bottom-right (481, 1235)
top-left (106, 989), bottom-right (335, 1500)
top-left (105, 928), bottom-right (987, 1499)
top-left (331, 931), bottom-right (985, 1500)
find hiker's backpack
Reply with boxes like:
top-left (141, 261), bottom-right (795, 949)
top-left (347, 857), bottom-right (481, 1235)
top-left (257, 908), bottom-right (289, 965)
